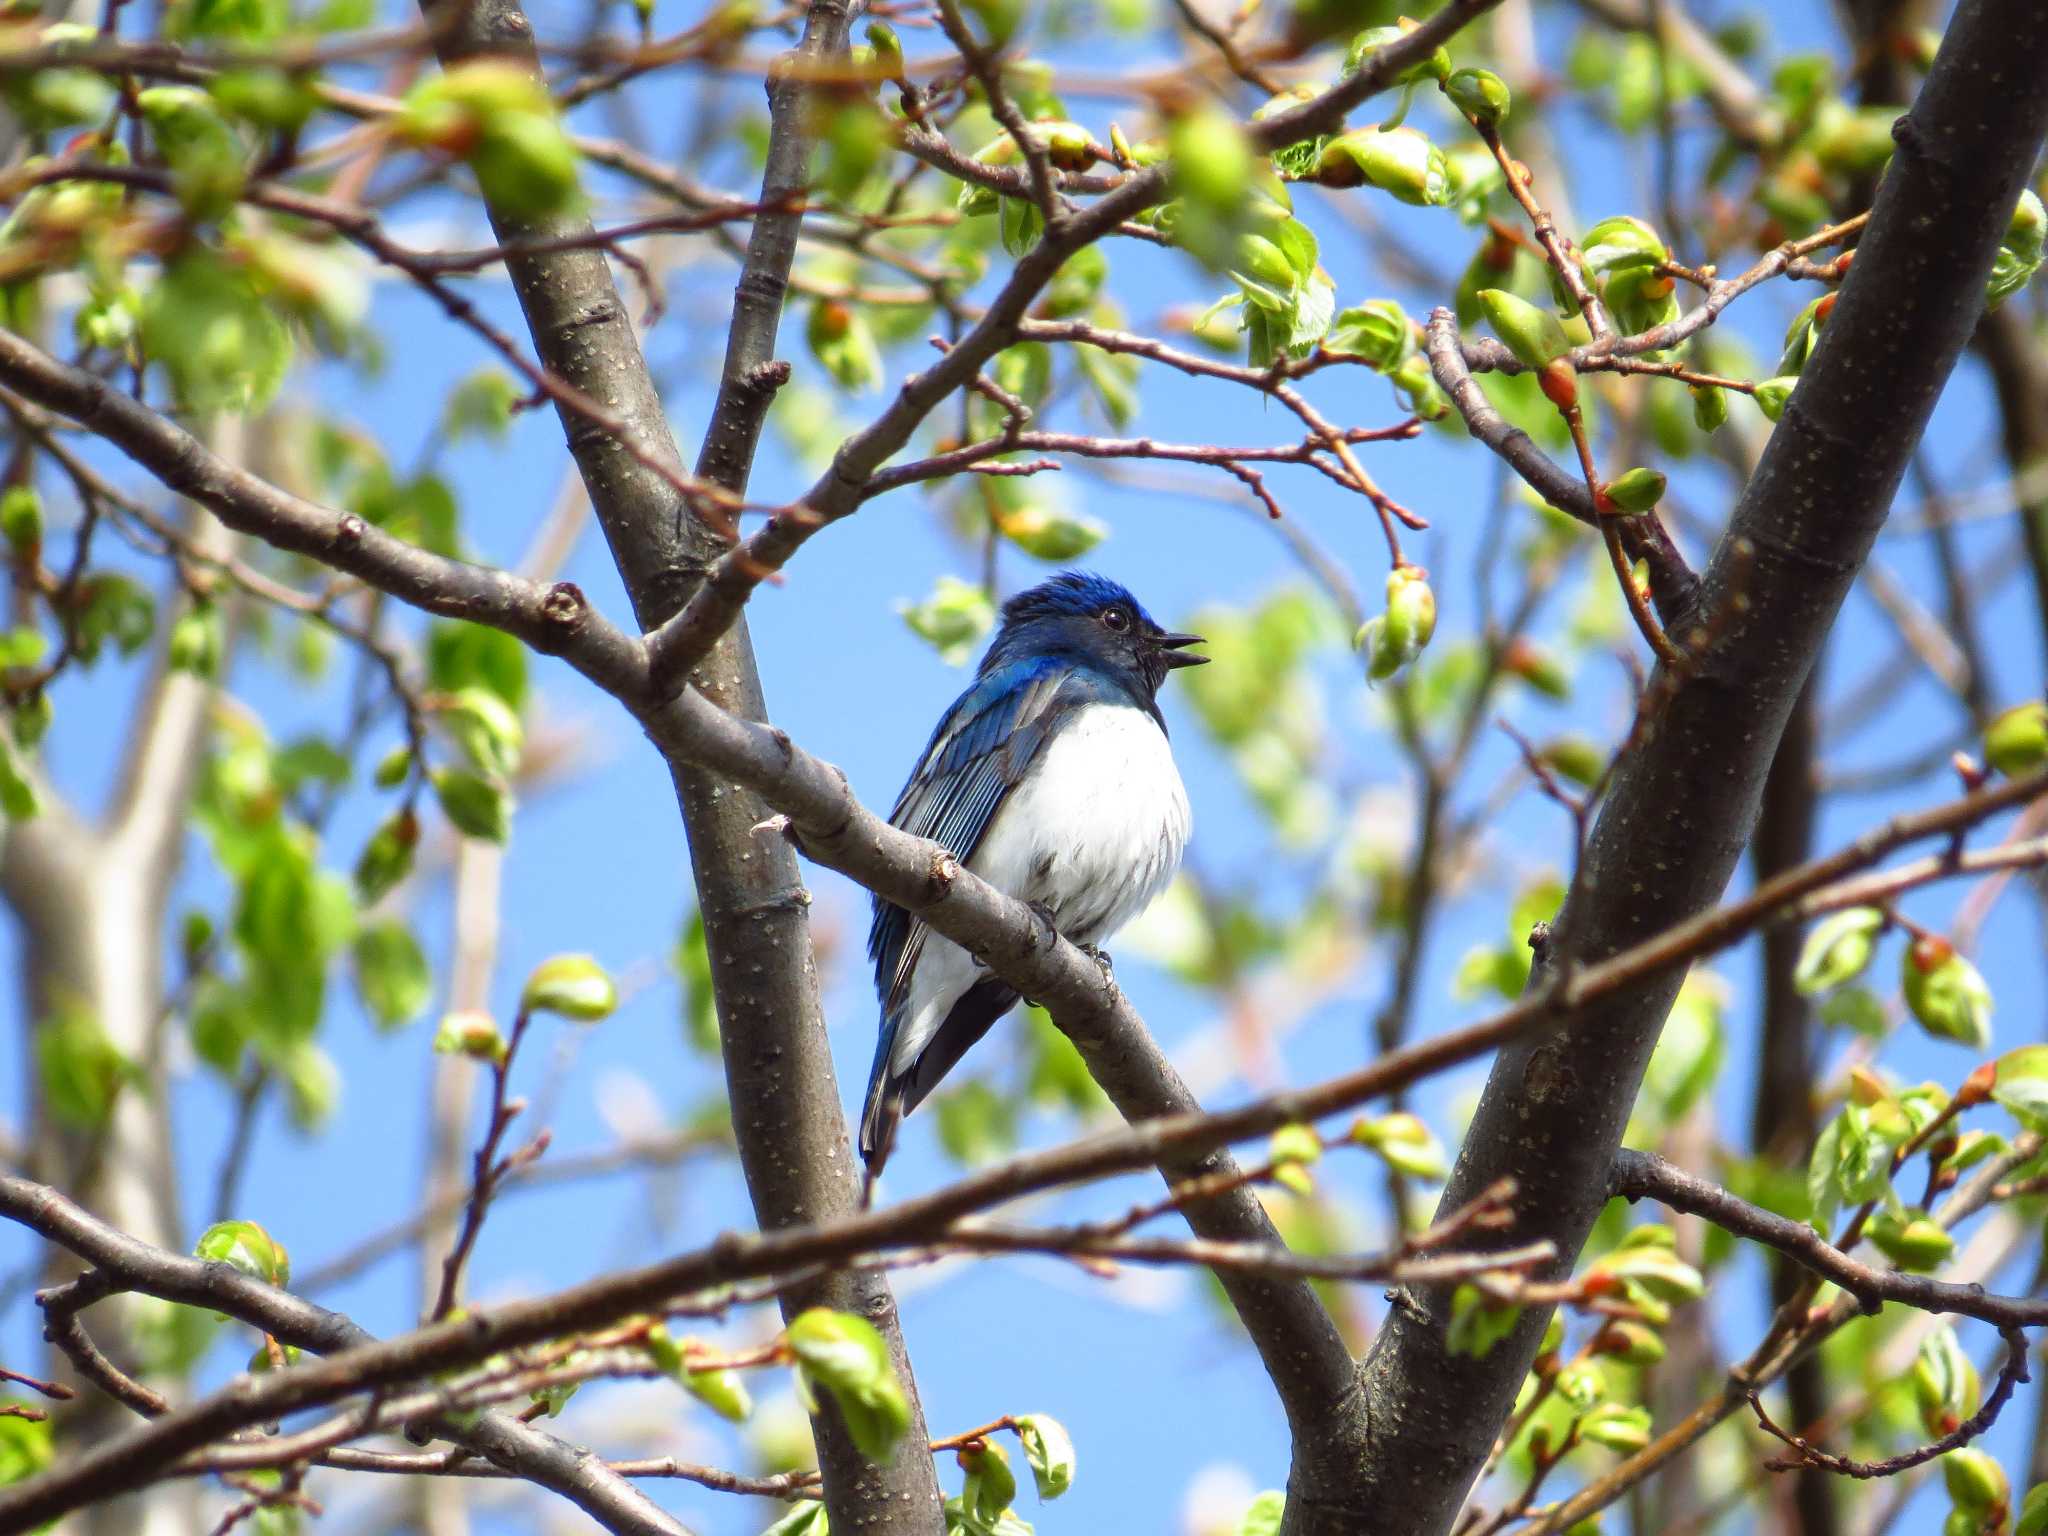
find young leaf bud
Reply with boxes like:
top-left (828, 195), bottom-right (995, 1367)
top-left (1478, 289), bottom-right (1571, 370)
top-left (1445, 68), bottom-right (1510, 127)
top-left (1984, 700), bottom-right (2048, 778)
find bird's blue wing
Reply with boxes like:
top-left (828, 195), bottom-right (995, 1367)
top-left (867, 656), bottom-right (1079, 1017)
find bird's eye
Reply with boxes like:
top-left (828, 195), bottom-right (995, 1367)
top-left (1101, 606), bottom-right (1131, 632)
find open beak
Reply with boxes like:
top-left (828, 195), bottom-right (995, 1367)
top-left (1155, 631), bottom-right (1209, 669)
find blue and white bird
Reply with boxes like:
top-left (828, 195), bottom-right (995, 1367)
top-left (860, 571), bottom-right (1207, 1176)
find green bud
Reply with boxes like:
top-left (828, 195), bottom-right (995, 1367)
top-left (1268, 1122), bottom-right (1320, 1195)
top-left (1539, 734), bottom-right (1606, 788)
top-left (1445, 68), bottom-right (1510, 127)
top-left (519, 953), bottom-right (617, 1023)
top-left (1477, 288), bottom-right (1572, 370)
top-left (373, 745), bottom-right (412, 789)
top-left (354, 809), bottom-right (418, 904)
top-left (997, 504), bottom-right (1107, 562)
top-left (1344, 23), bottom-right (1451, 85)
top-left (1943, 1448), bottom-right (2008, 1516)
top-left (1598, 1320), bottom-right (1667, 1366)
top-left (1504, 638), bottom-right (1571, 698)
top-left (1602, 265), bottom-right (1680, 336)
top-left (471, 110), bottom-right (581, 220)
top-left (1, 487), bottom-right (43, 552)
top-left (863, 19), bottom-right (903, 81)
top-left (2018, 1485), bottom-right (2048, 1536)
top-left (1903, 936), bottom-right (1992, 1050)
top-left (1348, 1110), bottom-right (1446, 1180)
top-left (432, 767), bottom-right (512, 844)
top-left (1690, 383), bottom-right (1728, 433)
top-left (1914, 1328), bottom-right (1981, 1436)
top-left (1169, 107), bottom-right (1253, 216)
top-left (1807, 99), bottom-right (1898, 176)
top-left (1384, 564), bottom-right (1436, 650)
top-left (195, 1219), bottom-right (289, 1287)
top-left (1361, 566), bottom-right (1436, 681)
top-left (1314, 126), bottom-right (1449, 205)
top-left (960, 1441), bottom-right (1018, 1524)
top-left (10, 692), bottom-right (53, 750)
top-left (1324, 299), bottom-right (1413, 371)
top-left (1580, 215), bottom-right (1668, 275)
top-left (1580, 1404), bottom-right (1653, 1455)
top-left (1869, 1208), bottom-right (1956, 1272)
top-left (646, 1326), bottom-right (754, 1422)
top-left (167, 603), bottom-right (222, 679)
top-left (1602, 467), bottom-right (1666, 514)
top-left (1391, 353), bottom-right (1450, 420)
top-left (1985, 700), bottom-right (2048, 778)
top-left (1753, 376), bottom-right (1798, 422)
top-left (433, 1009), bottom-right (507, 1066)
top-left (1793, 907), bottom-right (1885, 995)
top-left (1233, 232), bottom-right (1300, 294)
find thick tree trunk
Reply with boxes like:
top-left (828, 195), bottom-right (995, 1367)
top-left (1326, 5), bottom-right (2048, 1531)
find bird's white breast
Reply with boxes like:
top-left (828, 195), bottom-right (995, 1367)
top-left (885, 701), bottom-right (1190, 1079)
top-left (970, 701), bottom-right (1191, 944)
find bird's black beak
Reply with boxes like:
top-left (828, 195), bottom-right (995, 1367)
top-left (1154, 631), bottom-right (1209, 669)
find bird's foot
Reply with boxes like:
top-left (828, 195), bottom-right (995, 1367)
top-left (1079, 943), bottom-right (1115, 979)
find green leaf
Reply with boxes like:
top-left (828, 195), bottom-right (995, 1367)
top-left (899, 578), bottom-right (995, 666)
top-left (642, 1323), bottom-right (755, 1425)
top-left (1074, 342), bottom-right (1139, 428)
top-left (1446, 1283), bottom-right (1521, 1357)
top-left (143, 250), bottom-right (291, 413)
top-left (1992, 1045), bottom-right (2048, 1132)
top-left (433, 768), bottom-right (512, 843)
top-left (354, 810), bottom-right (419, 904)
top-left (0, 486), bottom-right (41, 551)
top-left (2017, 1483), bottom-right (2048, 1536)
top-left (428, 620), bottom-right (528, 711)
top-left (76, 573), bottom-right (157, 664)
top-left (677, 908), bottom-right (720, 1054)
top-left (934, 1080), bottom-right (1018, 1166)
top-left (1591, 1243), bottom-right (1704, 1302)
top-left (36, 1000), bottom-right (138, 1129)
top-left (442, 368), bottom-right (521, 440)
top-left (1794, 907), bottom-right (1886, 995)
top-left (1235, 1491), bottom-right (1286, 1536)
top-left (1324, 299), bottom-right (1414, 371)
top-left (786, 1308), bottom-right (911, 1463)
top-left (0, 730), bottom-right (39, 821)
top-left (195, 1218), bottom-right (290, 1287)
top-left (0, 1406), bottom-right (53, 1486)
top-left (352, 920), bottom-right (431, 1029)
top-left (137, 86), bottom-right (248, 216)
top-left (1014, 1414), bottom-right (1074, 1500)
top-left (520, 953), bottom-right (617, 1023)
top-left (806, 299), bottom-right (884, 392)
top-left (995, 504), bottom-right (1107, 563)
top-left (436, 686), bottom-right (524, 780)
top-left (760, 1504), bottom-right (829, 1536)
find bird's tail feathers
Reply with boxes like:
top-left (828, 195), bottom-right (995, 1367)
top-left (858, 1036), bottom-right (907, 1182)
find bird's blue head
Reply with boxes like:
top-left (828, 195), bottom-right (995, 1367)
top-left (978, 571), bottom-right (1207, 699)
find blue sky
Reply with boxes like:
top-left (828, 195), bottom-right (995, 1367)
top-left (8, 0), bottom-right (2047, 1531)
